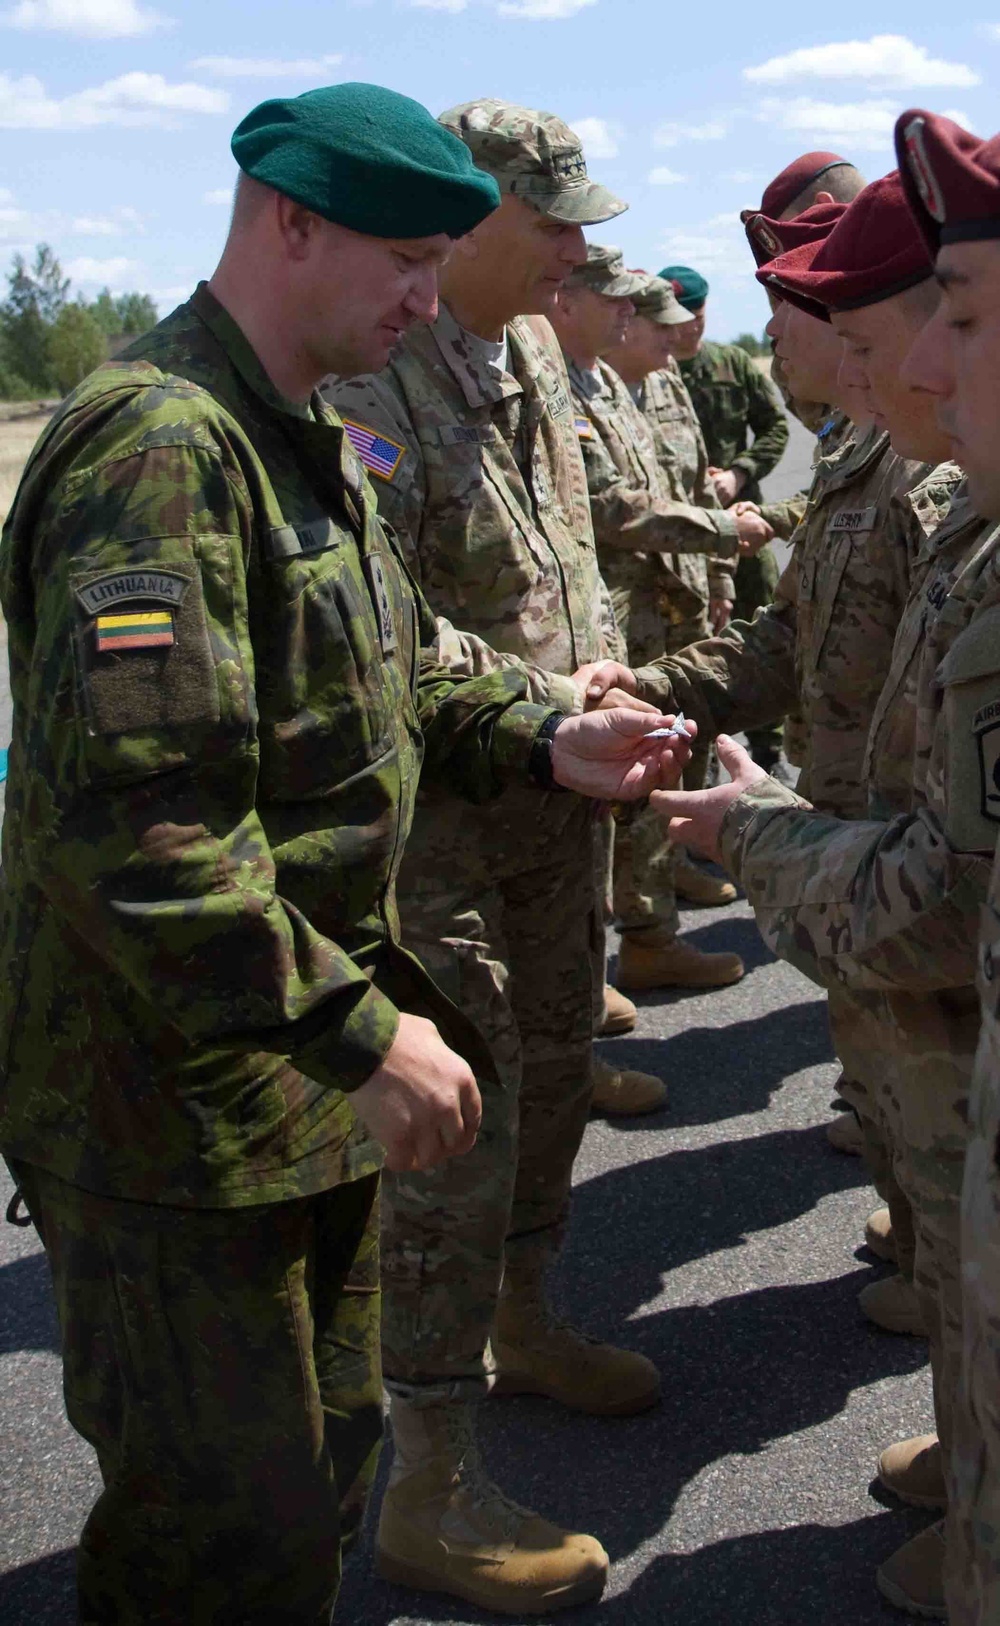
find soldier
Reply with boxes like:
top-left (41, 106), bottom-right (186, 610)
top-left (327, 102), bottom-right (675, 1613)
top-left (662, 262), bottom-right (792, 779)
top-left (890, 107), bottom-right (1000, 1626)
top-left (549, 245), bottom-right (774, 992)
top-left (647, 163), bottom-right (996, 1619)
top-left (0, 83), bottom-right (690, 1625)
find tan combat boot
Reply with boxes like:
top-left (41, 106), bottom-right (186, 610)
top-left (864, 1206), bottom-right (897, 1263)
top-left (826, 1110), bottom-right (864, 1154)
top-left (858, 1273), bottom-right (927, 1336)
top-left (875, 1521), bottom-right (946, 1619)
top-left (616, 925), bottom-right (744, 992)
top-left (377, 1399), bottom-right (608, 1615)
top-left (494, 1255), bottom-right (661, 1415)
top-left (597, 986), bottom-right (636, 1037)
top-left (673, 852), bottom-right (737, 907)
top-left (878, 1435), bottom-right (947, 1509)
top-left (590, 1053), bottom-right (667, 1116)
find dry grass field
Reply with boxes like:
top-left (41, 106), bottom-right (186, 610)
top-left (0, 404), bottom-right (54, 527)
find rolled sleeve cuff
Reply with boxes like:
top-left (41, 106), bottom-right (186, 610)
top-left (732, 456), bottom-right (758, 483)
top-left (543, 672), bottom-right (584, 716)
top-left (490, 701), bottom-right (562, 782)
top-left (718, 776), bottom-right (811, 879)
top-left (292, 977), bottom-right (401, 1096)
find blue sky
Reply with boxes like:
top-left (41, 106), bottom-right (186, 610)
top-left (2, 0), bottom-right (999, 340)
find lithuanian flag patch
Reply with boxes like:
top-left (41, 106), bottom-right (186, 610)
top-left (95, 610), bottom-right (175, 651)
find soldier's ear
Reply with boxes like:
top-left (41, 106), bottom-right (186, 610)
top-left (451, 230), bottom-right (481, 262)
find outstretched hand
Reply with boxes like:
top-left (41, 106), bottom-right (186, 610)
top-left (648, 733), bottom-right (766, 860)
top-left (552, 708), bottom-right (695, 801)
top-left (571, 660), bottom-right (658, 714)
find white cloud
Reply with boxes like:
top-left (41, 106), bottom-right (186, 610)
top-left (648, 166), bottom-right (687, 185)
top-left (71, 206), bottom-right (145, 236)
top-left (411, 0), bottom-right (468, 10)
top-left (570, 116), bottom-right (621, 159)
top-left (754, 96), bottom-right (899, 153)
top-left (654, 118), bottom-right (727, 148)
top-left (745, 34), bottom-right (979, 89)
top-left (3, 0), bottom-right (165, 35)
top-left (724, 169), bottom-right (765, 185)
top-left (190, 54), bottom-right (343, 77)
top-left (203, 187), bottom-right (232, 206)
top-left (0, 71), bottom-right (228, 129)
top-left (151, 282), bottom-right (190, 312)
top-left (658, 211), bottom-right (754, 283)
top-left (64, 254), bottom-right (142, 285)
top-left (497, 0), bottom-right (596, 17)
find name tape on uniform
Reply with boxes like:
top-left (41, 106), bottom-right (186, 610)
top-left (827, 505), bottom-right (878, 534)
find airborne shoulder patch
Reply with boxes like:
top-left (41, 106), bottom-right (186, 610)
top-left (342, 418), bottom-right (406, 481)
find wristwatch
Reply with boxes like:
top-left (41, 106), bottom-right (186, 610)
top-left (528, 712), bottom-right (568, 792)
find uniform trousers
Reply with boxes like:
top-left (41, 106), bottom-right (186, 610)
top-left (381, 788), bottom-right (601, 1402)
top-left (9, 1158), bottom-right (383, 1626)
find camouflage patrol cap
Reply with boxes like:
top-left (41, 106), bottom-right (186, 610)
top-left (439, 98), bottom-right (627, 225)
top-left (631, 272), bottom-right (691, 325)
top-left (565, 243), bottom-right (646, 296)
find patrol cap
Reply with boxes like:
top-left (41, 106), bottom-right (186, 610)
top-left (755, 171), bottom-right (933, 323)
top-left (743, 199), bottom-right (846, 268)
top-left (896, 108), bottom-right (1000, 252)
top-left (231, 82), bottom-right (500, 240)
top-left (439, 99), bottom-right (626, 225)
top-left (658, 265), bottom-right (708, 311)
top-left (564, 243), bottom-right (647, 296)
top-left (631, 272), bottom-right (691, 325)
top-left (759, 151), bottom-right (854, 219)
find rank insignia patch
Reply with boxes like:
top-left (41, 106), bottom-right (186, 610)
top-left (95, 610), bottom-right (175, 651)
top-left (574, 417), bottom-right (595, 440)
top-left (342, 419), bottom-right (406, 481)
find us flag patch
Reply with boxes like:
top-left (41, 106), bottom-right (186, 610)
top-left (342, 419), bottom-right (406, 481)
top-left (574, 417), bottom-right (595, 441)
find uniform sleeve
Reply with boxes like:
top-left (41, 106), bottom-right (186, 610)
top-left (760, 487), bottom-right (809, 541)
top-left (732, 354), bottom-right (789, 484)
top-left (631, 552), bottom-right (799, 737)
top-left (578, 427), bottom-right (739, 559)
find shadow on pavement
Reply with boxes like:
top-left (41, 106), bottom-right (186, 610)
top-left (0, 1250), bottom-right (59, 1356)
top-left (0, 1548), bottom-right (77, 1624)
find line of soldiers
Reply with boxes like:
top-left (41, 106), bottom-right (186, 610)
top-left (4, 72), bottom-right (998, 1626)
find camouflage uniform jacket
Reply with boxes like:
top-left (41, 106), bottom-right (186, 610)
top-left (0, 284), bottom-right (550, 1207)
top-left (680, 340), bottom-right (790, 503)
top-left (637, 359), bottom-right (736, 606)
top-left (712, 486), bottom-right (997, 1005)
top-left (637, 439), bottom-right (962, 818)
top-left (759, 410), bottom-right (855, 542)
top-left (327, 306), bottom-right (612, 715)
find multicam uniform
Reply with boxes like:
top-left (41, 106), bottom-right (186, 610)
top-left (328, 306), bottom-right (610, 1400)
top-left (0, 285), bottom-right (552, 1622)
top-left (565, 355), bottom-right (742, 938)
top-left (689, 489), bottom-right (998, 1525)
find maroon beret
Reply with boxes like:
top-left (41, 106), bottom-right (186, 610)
top-left (754, 170), bottom-right (932, 323)
top-left (896, 108), bottom-right (1000, 252)
top-left (742, 199), bottom-right (846, 269)
top-left (759, 151), bottom-right (854, 219)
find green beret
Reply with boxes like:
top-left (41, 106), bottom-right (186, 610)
top-left (231, 82), bottom-right (500, 240)
top-left (658, 264), bottom-right (709, 312)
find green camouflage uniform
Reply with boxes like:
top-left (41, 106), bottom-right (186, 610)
top-left (327, 306), bottom-right (611, 1402)
top-left (681, 339), bottom-right (790, 764)
top-left (689, 487), bottom-right (998, 1537)
top-left (0, 283), bottom-right (553, 1622)
top-left (566, 354), bottom-right (741, 939)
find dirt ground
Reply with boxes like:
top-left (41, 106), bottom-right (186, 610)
top-left (0, 405), bottom-right (55, 527)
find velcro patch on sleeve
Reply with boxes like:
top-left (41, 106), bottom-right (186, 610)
top-left (574, 417), bottom-right (595, 441)
top-left (342, 418), bottom-right (406, 481)
top-left (95, 611), bottom-right (174, 651)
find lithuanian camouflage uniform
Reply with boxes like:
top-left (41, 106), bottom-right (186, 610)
top-left (692, 488), bottom-right (998, 1543)
top-left (566, 353), bottom-right (742, 939)
top-left (327, 307), bottom-right (610, 1402)
top-left (0, 283), bottom-right (552, 1622)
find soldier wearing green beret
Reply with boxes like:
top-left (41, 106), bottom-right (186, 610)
top-left (0, 82), bottom-right (687, 1624)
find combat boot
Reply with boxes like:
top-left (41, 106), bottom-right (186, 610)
top-left (875, 1521), bottom-right (946, 1619)
top-left (878, 1435), bottom-right (947, 1509)
top-left (377, 1398), bottom-right (608, 1615)
top-left (826, 1110), bottom-right (864, 1154)
top-left (864, 1207), bottom-right (897, 1263)
top-left (494, 1256), bottom-right (661, 1415)
top-left (597, 986), bottom-right (636, 1037)
top-left (616, 926), bottom-right (744, 992)
top-left (590, 1053), bottom-right (667, 1117)
top-left (858, 1273), bottom-right (927, 1336)
top-left (673, 853), bottom-right (737, 907)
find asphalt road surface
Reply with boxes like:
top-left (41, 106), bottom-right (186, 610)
top-left (0, 412), bottom-right (939, 1625)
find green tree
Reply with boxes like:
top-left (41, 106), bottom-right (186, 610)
top-left (90, 287), bottom-right (157, 340)
top-left (732, 330), bottom-right (768, 358)
top-left (0, 244), bottom-right (70, 390)
top-left (48, 303), bottom-right (107, 393)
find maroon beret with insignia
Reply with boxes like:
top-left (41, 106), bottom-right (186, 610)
top-left (759, 151), bottom-right (854, 219)
top-left (742, 199), bottom-right (846, 269)
top-left (896, 108), bottom-right (1000, 252)
top-left (754, 170), bottom-right (933, 323)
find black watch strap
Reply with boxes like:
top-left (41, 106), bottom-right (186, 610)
top-left (528, 712), bottom-right (568, 792)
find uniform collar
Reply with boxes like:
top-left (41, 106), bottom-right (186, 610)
top-left (431, 301), bottom-right (523, 411)
top-left (190, 282), bottom-right (322, 423)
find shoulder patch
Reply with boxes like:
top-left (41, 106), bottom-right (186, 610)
top-left (75, 568), bottom-right (190, 617)
top-left (342, 418), bottom-right (406, 481)
top-left (827, 505), bottom-right (878, 535)
top-left (574, 417), bottom-right (595, 441)
top-left (975, 705), bottom-right (1000, 825)
top-left (95, 610), bottom-right (175, 651)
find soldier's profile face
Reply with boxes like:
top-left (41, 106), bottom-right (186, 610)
top-left (469, 196), bottom-right (587, 318)
top-left (904, 241), bottom-right (1000, 517)
top-left (776, 303), bottom-right (844, 405)
top-left (832, 292), bottom-right (952, 465)
top-left (663, 312), bottom-right (702, 360)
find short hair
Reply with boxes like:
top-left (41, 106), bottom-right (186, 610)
top-left (783, 165), bottom-right (866, 219)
